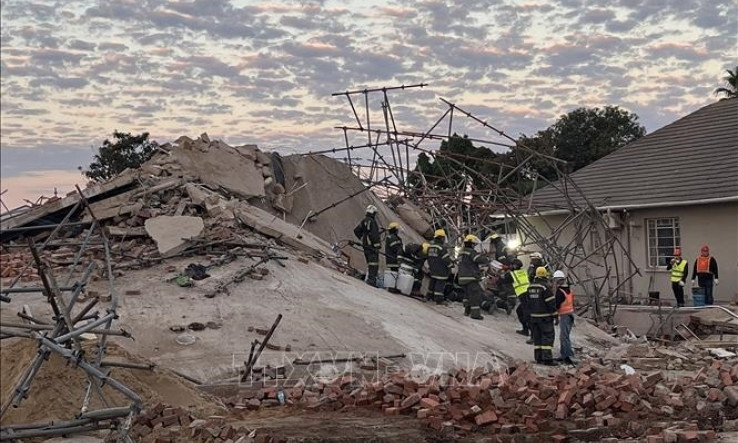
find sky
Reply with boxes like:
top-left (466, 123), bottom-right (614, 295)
top-left (1, 0), bottom-right (736, 209)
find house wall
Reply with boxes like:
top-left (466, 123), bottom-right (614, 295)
top-left (524, 202), bottom-right (738, 306)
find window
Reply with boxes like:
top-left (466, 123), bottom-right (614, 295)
top-left (646, 218), bottom-right (680, 267)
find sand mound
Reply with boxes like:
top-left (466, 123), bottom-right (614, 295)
top-left (0, 339), bottom-right (223, 426)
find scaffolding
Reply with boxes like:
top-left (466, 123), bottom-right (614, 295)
top-left (307, 84), bottom-right (641, 322)
top-left (0, 187), bottom-right (141, 442)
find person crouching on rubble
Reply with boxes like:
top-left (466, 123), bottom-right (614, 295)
top-left (354, 205), bottom-right (381, 287)
top-left (426, 229), bottom-right (452, 304)
top-left (457, 234), bottom-right (489, 320)
top-left (553, 270), bottom-right (576, 365)
top-left (527, 267), bottom-right (558, 366)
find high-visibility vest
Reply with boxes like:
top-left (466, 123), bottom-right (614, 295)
top-left (558, 288), bottom-right (574, 315)
top-left (670, 259), bottom-right (687, 282)
top-left (511, 269), bottom-right (530, 296)
top-left (696, 256), bottom-right (712, 274)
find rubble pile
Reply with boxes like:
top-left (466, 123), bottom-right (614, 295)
top-left (204, 357), bottom-right (738, 442)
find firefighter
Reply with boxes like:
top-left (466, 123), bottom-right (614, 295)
top-left (457, 234), bottom-right (488, 320)
top-left (426, 229), bottom-right (452, 304)
top-left (527, 252), bottom-right (547, 280)
top-left (527, 267), bottom-right (558, 366)
top-left (384, 222), bottom-right (403, 273)
top-left (353, 205), bottom-right (381, 287)
top-left (399, 242), bottom-right (426, 295)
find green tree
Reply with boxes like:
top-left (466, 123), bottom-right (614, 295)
top-left (526, 106), bottom-right (646, 174)
top-left (82, 131), bottom-right (158, 182)
top-left (714, 65), bottom-right (738, 99)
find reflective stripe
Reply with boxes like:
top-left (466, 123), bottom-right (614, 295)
top-left (390, 241), bottom-right (402, 247)
top-left (545, 296), bottom-right (555, 303)
top-left (531, 313), bottom-right (555, 317)
top-left (458, 277), bottom-right (477, 283)
top-left (511, 270), bottom-right (530, 296)
top-left (431, 275), bottom-right (447, 279)
top-left (539, 346), bottom-right (553, 350)
top-left (670, 259), bottom-right (687, 282)
top-left (367, 262), bottom-right (378, 265)
top-left (558, 289), bottom-right (574, 315)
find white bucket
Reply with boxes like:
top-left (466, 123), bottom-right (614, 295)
top-left (384, 271), bottom-right (398, 289)
top-left (399, 263), bottom-right (415, 276)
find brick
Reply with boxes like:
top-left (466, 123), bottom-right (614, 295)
top-left (419, 398), bottom-right (439, 409)
top-left (725, 386), bottom-right (738, 406)
top-left (646, 436), bottom-right (665, 443)
top-left (384, 407), bottom-right (400, 415)
top-left (417, 408), bottom-right (431, 419)
top-left (555, 403), bottom-right (567, 420)
top-left (401, 393), bottom-right (421, 409)
top-left (474, 409), bottom-right (498, 426)
top-left (595, 395), bottom-right (617, 411)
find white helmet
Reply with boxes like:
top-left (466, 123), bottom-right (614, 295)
top-left (530, 252), bottom-right (543, 260)
top-left (365, 205), bottom-right (378, 215)
top-left (553, 270), bottom-right (566, 279)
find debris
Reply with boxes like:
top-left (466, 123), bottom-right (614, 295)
top-left (145, 216), bottom-right (204, 257)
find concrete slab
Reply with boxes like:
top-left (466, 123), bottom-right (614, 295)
top-left (144, 215), bottom-right (204, 256)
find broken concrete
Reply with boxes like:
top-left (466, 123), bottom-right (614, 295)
top-left (144, 215), bottom-right (204, 256)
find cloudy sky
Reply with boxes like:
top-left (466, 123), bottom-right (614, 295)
top-left (1, 0), bottom-right (735, 208)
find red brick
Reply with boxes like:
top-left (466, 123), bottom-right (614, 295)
top-left (419, 398), bottom-right (439, 409)
top-left (725, 386), bottom-right (738, 406)
top-left (595, 395), bottom-right (617, 411)
top-left (384, 407), bottom-right (400, 415)
top-left (475, 409), bottom-right (498, 426)
top-left (646, 436), bottom-right (664, 443)
top-left (401, 393), bottom-right (421, 409)
top-left (558, 389), bottom-right (574, 406)
top-left (417, 408), bottom-right (431, 419)
top-left (555, 403), bottom-right (568, 420)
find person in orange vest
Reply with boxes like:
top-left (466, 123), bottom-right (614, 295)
top-left (691, 245), bottom-right (719, 305)
top-left (553, 270), bottom-right (576, 366)
top-left (666, 248), bottom-right (689, 307)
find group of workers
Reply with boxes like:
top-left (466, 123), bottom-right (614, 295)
top-left (666, 245), bottom-right (720, 307)
top-left (354, 205), bottom-right (576, 366)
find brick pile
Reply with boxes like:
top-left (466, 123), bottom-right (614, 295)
top-left (0, 251), bottom-right (39, 282)
top-left (217, 359), bottom-right (737, 441)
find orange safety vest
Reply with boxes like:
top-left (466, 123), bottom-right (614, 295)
top-left (696, 256), bottom-right (712, 274)
top-left (558, 288), bottom-right (574, 315)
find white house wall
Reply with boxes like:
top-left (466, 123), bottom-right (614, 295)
top-left (525, 202), bottom-right (737, 306)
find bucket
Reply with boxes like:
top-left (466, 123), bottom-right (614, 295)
top-left (399, 263), bottom-right (415, 276)
top-left (384, 271), bottom-right (398, 289)
top-left (692, 287), bottom-right (706, 307)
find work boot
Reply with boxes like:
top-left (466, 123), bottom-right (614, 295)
top-left (526, 338), bottom-right (534, 345)
top-left (563, 357), bottom-right (577, 366)
top-left (541, 360), bottom-right (559, 366)
top-left (471, 314), bottom-right (484, 320)
top-left (515, 329), bottom-right (529, 337)
top-left (505, 304), bottom-right (513, 316)
top-left (464, 306), bottom-right (471, 316)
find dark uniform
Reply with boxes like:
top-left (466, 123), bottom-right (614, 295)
top-left (527, 278), bottom-right (557, 364)
top-left (400, 243), bottom-right (426, 293)
top-left (457, 245), bottom-right (488, 319)
top-left (384, 230), bottom-right (403, 272)
top-left (426, 239), bottom-right (452, 304)
top-left (354, 213), bottom-right (381, 287)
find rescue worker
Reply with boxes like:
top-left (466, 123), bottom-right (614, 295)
top-left (353, 205), bottom-right (381, 287)
top-left (486, 231), bottom-right (507, 260)
top-left (527, 267), bottom-right (558, 366)
top-left (457, 234), bottom-right (488, 320)
top-left (666, 248), bottom-right (688, 307)
top-left (399, 242), bottom-right (425, 295)
top-left (527, 252), bottom-right (547, 280)
top-left (426, 229), bottom-right (452, 304)
top-left (553, 270), bottom-right (576, 365)
top-left (384, 222), bottom-right (403, 273)
top-left (500, 258), bottom-right (531, 338)
top-left (691, 245), bottom-right (719, 305)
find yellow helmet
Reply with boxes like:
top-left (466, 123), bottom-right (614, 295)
top-left (488, 232), bottom-right (500, 240)
top-left (388, 222), bottom-right (400, 231)
top-left (535, 266), bottom-right (549, 278)
top-left (422, 242), bottom-right (430, 255)
top-left (434, 229), bottom-right (446, 238)
top-left (464, 234), bottom-right (480, 244)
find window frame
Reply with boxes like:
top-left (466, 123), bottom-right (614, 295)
top-left (645, 217), bottom-right (681, 269)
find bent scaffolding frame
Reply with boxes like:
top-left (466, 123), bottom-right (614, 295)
top-left (313, 84), bottom-right (640, 322)
top-left (0, 188), bottom-right (142, 442)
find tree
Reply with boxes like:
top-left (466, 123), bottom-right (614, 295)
top-left (82, 131), bottom-right (158, 182)
top-left (525, 106), bottom-right (646, 174)
top-left (714, 66), bottom-right (738, 99)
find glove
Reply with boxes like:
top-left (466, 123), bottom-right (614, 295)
top-left (678, 281), bottom-right (685, 287)
top-left (691, 279), bottom-right (697, 287)
top-left (715, 279), bottom-right (719, 286)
